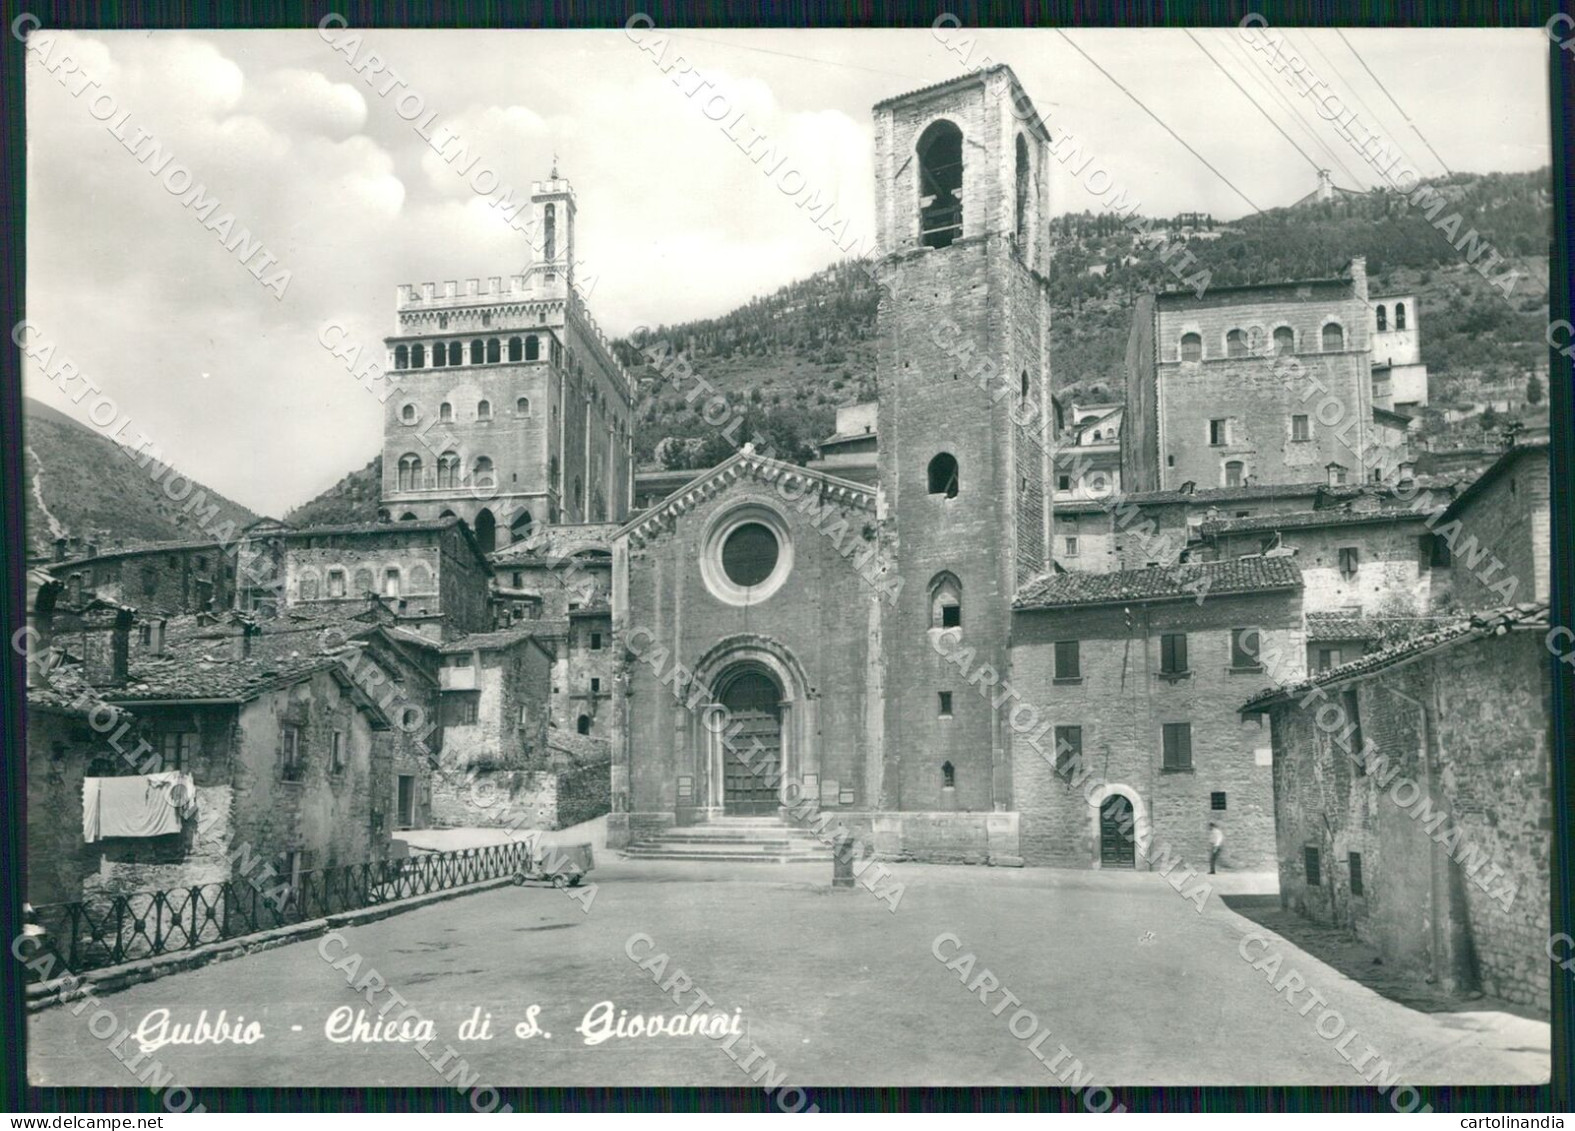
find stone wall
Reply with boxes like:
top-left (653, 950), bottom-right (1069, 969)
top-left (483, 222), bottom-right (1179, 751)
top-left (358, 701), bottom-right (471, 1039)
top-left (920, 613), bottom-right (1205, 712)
top-left (429, 761), bottom-right (609, 830)
top-left (1443, 446), bottom-right (1549, 611)
top-left (60, 545), bottom-right (234, 615)
top-left (1264, 627), bottom-right (1551, 1014)
top-left (1013, 588), bottom-right (1303, 869)
top-left (1213, 519), bottom-right (1433, 615)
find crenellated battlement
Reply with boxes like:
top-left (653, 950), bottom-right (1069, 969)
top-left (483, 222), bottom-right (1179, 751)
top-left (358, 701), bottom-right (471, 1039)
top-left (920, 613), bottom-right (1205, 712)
top-left (396, 275), bottom-right (539, 309)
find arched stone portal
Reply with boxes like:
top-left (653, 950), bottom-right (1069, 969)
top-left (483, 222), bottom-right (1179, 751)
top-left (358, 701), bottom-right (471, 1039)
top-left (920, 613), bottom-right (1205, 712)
top-left (687, 636), bottom-right (814, 820)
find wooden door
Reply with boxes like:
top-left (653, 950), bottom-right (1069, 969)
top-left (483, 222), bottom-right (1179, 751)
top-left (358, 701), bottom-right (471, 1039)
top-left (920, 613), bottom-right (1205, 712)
top-left (1100, 795), bottom-right (1136, 868)
top-left (724, 710), bottom-right (781, 815)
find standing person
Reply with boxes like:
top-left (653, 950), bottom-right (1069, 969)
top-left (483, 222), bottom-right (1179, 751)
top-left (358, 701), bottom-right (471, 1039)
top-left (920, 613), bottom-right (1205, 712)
top-left (1208, 822), bottom-right (1224, 874)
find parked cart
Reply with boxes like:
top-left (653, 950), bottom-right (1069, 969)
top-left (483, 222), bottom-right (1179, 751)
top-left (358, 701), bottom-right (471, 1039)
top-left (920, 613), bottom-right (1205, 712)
top-left (511, 832), bottom-right (594, 888)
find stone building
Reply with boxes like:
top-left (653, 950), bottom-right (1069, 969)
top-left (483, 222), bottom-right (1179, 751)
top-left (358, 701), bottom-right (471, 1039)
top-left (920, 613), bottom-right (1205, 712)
top-left (46, 539), bottom-right (235, 616)
top-left (1012, 558), bottom-right (1305, 870)
top-left (380, 177), bottom-right (635, 547)
top-left (1369, 292), bottom-right (1429, 410)
top-left (1241, 604), bottom-right (1552, 1014)
top-left (807, 402), bottom-right (878, 487)
top-left (26, 610), bottom-right (396, 912)
top-left (1052, 404), bottom-right (1121, 501)
top-left (1123, 260), bottom-right (1411, 494)
top-left (275, 518), bottom-right (495, 641)
top-left (608, 67), bottom-right (1054, 861)
top-left (430, 624), bottom-right (570, 828)
top-left (1425, 438), bottom-right (1549, 610)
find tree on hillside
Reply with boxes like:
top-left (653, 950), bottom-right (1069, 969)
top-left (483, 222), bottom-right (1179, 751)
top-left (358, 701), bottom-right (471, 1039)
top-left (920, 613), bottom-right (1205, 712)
top-left (1527, 373), bottom-right (1544, 405)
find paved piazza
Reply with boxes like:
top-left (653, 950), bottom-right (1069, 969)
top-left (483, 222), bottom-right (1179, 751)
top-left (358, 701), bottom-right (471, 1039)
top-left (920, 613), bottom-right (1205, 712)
top-left (28, 856), bottom-right (1549, 1089)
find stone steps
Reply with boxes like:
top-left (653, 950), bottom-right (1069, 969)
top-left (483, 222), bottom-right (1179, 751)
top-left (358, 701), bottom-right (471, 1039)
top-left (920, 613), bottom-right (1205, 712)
top-left (622, 818), bottom-right (834, 864)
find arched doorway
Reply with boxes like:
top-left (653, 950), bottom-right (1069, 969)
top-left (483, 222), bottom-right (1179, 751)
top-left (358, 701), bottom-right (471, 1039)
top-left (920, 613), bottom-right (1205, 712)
top-left (717, 666), bottom-right (783, 815)
top-left (474, 508), bottom-right (496, 554)
top-left (1099, 795), bottom-right (1136, 868)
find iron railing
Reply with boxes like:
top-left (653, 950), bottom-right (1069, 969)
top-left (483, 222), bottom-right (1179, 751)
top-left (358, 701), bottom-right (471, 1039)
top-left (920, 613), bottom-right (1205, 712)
top-left (31, 841), bottom-right (528, 976)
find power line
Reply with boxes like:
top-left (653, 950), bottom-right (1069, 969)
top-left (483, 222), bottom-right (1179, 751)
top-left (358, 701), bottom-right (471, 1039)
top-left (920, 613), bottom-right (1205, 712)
top-left (1215, 29), bottom-right (1369, 191)
top-left (1055, 29), bottom-right (1263, 214)
top-left (663, 32), bottom-right (928, 82)
top-left (1184, 29), bottom-right (1321, 176)
top-left (1334, 29), bottom-right (1453, 175)
top-left (1291, 28), bottom-right (1424, 178)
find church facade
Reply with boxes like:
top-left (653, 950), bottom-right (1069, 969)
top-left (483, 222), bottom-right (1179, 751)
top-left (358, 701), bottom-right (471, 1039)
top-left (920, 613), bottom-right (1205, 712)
top-left (605, 67), bottom-right (1054, 861)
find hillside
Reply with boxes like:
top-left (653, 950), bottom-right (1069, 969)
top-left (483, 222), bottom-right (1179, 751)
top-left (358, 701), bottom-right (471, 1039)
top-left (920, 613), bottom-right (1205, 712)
top-left (284, 167), bottom-right (1550, 519)
top-left (22, 397), bottom-right (261, 560)
top-left (283, 456), bottom-right (383, 528)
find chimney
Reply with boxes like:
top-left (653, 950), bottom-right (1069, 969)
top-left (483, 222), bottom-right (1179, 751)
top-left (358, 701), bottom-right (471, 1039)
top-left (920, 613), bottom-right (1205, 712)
top-left (149, 618), bottom-right (167, 656)
top-left (53, 537), bottom-right (68, 563)
top-left (1180, 481), bottom-right (1196, 495)
top-left (84, 541), bottom-right (98, 559)
top-left (65, 572), bottom-right (83, 607)
top-left (81, 607), bottom-right (132, 687)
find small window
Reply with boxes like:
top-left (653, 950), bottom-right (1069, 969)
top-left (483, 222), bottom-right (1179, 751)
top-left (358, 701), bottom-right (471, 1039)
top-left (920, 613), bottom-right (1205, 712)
top-left (1162, 722), bottom-right (1193, 770)
top-left (917, 119), bottom-right (964, 249)
top-left (395, 345), bottom-right (409, 370)
top-left (942, 760), bottom-right (956, 788)
top-left (577, 715), bottom-right (591, 735)
top-left (440, 402), bottom-right (453, 423)
top-left (442, 692), bottom-right (479, 726)
top-left (526, 335), bottom-right (540, 362)
top-left (400, 403), bottom-right (417, 424)
top-left (1291, 414), bottom-right (1310, 442)
top-left (281, 725), bottom-right (304, 781)
top-left (160, 732), bottom-right (193, 771)
top-left (1318, 648), bottom-right (1342, 672)
top-left (1226, 329), bottom-right (1247, 358)
top-left (1063, 536), bottom-right (1079, 557)
top-left (1273, 326), bottom-right (1295, 356)
top-left (1160, 633), bottom-right (1188, 675)
top-left (1376, 305), bottom-right (1388, 331)
top-left (1224, 460), bottom-right (1244, 488)
top-left (591, 678), bottom-right (601, 693)
top-left (1231, 628), bottom-right (1261, 669)
top-left (1322, 323), bottom-right (1344, 351)
top-left (1209, 419), bottom-right (1228, 446)
top-left (516, 396), bottom-right (530, 415)
top-left (937, 691), bottom-right (953, 718)
top-left (1054, 725), bottom-right (1082, 773)
top-left (1348, 851), bottom-right (1364, 896)
top-left (470, 339), bottom-right (484, 365)
top-left (448, 342), bottom-right (462, 366)
top-left (327, 569), bottom-right (346, 598)
top-left (1428, 533), bottom-right (1452, 568)
top-left (1058, 474), bottom-right (1072, 491)
top-left (1180, 332), bottom-right (1202, 362)
top-left (1054, 640), bottom-right (1080, 680)
top-left (1338, 547), bottom-right (1359, 579)
top-left (508, 336), bottom-right (523, 362)
top-left (927, 452), bottom-right (959, 498)
top-left (411, 343), bottom-right (426, 368)
top-left (1343, 689), bottom-right (1365, 769)
top-left (1394, 303), bottom-right (1406, 331)
top-left (591, 632), bottom-right (603, 650)
top-left (433, 342), bottom-right (447, 368)
top-left (330, 731), bottom-right (346, 775)
top-left (1304, 845), bottom-right (1322, 886)
top-left (930, 573), bottom-right (962, 629)
top-left (477, 399), bottom-right (492, 420)
top-left (487, 338), bottom-right (500, 363)
top-left (384, 568), bottom-right (401, 597)
top-left (1210, 791), bottom-right (1227, 811)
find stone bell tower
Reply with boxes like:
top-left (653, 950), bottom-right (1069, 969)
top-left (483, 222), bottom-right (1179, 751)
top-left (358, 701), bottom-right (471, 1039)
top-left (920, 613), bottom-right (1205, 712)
top-left (872, 65), bottom-right (1054, 815)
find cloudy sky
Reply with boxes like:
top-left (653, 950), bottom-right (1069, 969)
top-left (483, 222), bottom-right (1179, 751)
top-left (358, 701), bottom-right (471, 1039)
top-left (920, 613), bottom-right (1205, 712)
top-left (24, 26), bottom-right (1551, 517)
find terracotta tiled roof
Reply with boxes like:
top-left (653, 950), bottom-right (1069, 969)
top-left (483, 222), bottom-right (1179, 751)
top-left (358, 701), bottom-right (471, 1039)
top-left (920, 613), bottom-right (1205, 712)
top-left (1199, 507), bottom-right (1430, 536)
top-left (439, 623), bottom-right (563, 653)
top-left (1304, 612), bottom-right (1467, 644)
top-left (1120, 482), bottom-right (1325, 506)
top-left (1242, 603), bottom-right (1549, 711)
top-left (1014, 557), bottom-right (1301, 611)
